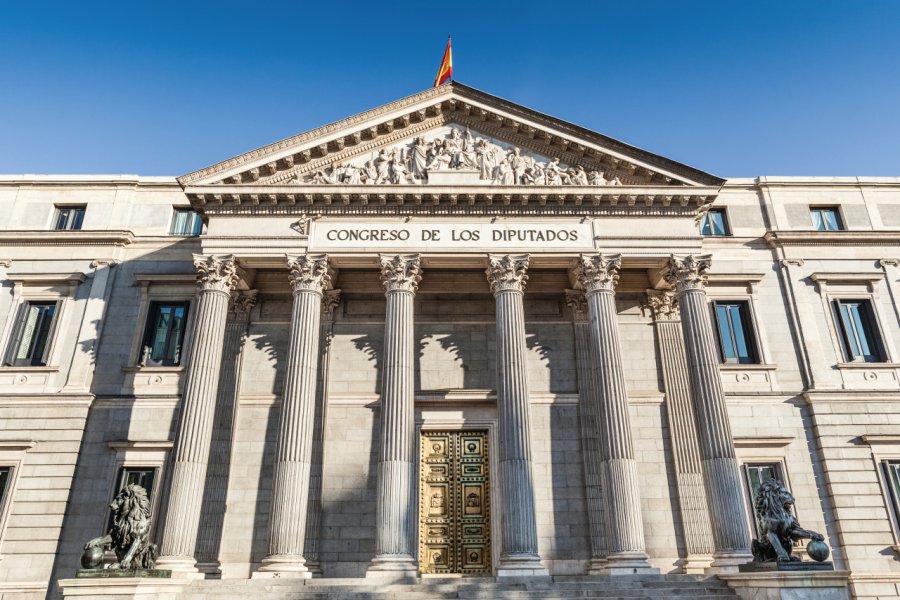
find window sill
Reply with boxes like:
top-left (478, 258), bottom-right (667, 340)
top-left (719, 363), bottom-right (777, 371)
top-left (837, 362), bottom-right (900, 369)
top-left (0, 366), bottom-right (59, 373)
top-left (121, 366), bottom-right (185, 373)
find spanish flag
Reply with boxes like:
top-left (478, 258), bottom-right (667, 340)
top-left (433, 37), bottom-right (452, 87)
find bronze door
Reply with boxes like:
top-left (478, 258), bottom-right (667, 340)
top-left (419, 430), bottom-right (491, 575)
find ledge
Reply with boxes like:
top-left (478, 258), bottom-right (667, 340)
top-left (121, 366), bottom-right (186, 373)
top-left (133, 273), bottom-right (197, 285)
top-left (766, 230), bottom-right (900, 247)
top-left (0, 366), bottom-right (60, 373)
top-left (108, 440), bottom-right (173, 450)
top-left (6, 272), bottom-right (86, 285)
top-left (706, 273), bottom-right (767, 284)
top-left (860, 434), bottom-right (900, 445)
top-left (0, 440), bottom-right (36, 451)
top-left (0, 230), bottom-right (135, 247)
top-left (810, 272), bottom-right (883, 285)
top-left (733, 436), bottom-right (794, 448)
top-left (719, 363), bottom-right (778, 371)
top-left (836, 362), bottom-right (900, 369)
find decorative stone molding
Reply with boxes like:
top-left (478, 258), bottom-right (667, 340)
top-left (644, 289), bottom-right (680, 321)
top-left (194, 254), bottom-right (242, 292)
top-left (878, 258), bottom-right (900, 269)
top-left (664, 254), bottom-right (712, 293)
top-left (486, 254), bottom-right (529, 293)
top-left (379, 254), bottom-right (422, 293)
top-left (286, 254), bottom-right (332, 293)
top-left (228, 290), bottom-right (258, 322)
top-left (321, 289), bottom-right (342, 318)
top-left (564, 289), bottom-right (588, 322)
top-left (577, 254), bottom-right (621, 293)
top-left (780, 258), bottom-right (805, 268)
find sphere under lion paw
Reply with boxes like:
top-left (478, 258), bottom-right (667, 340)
top-left (807, 539), bottom-right (830, 562)
top-left (80, 545), bottom-right (104, 569)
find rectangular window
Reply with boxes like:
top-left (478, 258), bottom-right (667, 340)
top-left (834, 299), bottom-right (884, 362)
top-left (4, 301), bottom-right (58, 367)
top-left (170, 208), bottom-right (202, 236)
top-left (713, 301), bottom-right (758, 364)
top-left (53, 206), bottom-right (86, 231)
top-left (810, 207), bottom-right (844, 231)
top-left (0, 467), bottom-right (11, 513)
top-left (106, 466), bottom-right (157, 533)
top-left (744, 462), bottom-right (785, 536)
top-left (883, 460), bottom-right (900, 532)
top-left (140, 301), bottom-right (189, 366)
top-left (699, 208), bottom-right (730, 236)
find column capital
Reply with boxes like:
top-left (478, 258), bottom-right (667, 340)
top-left (380, 254), bottom-right (422, 293)
top-left (577, 253), bottom-right (621, 293)
top-left (564, 289), bottom-right (588, 322)
top-left (322, 289), bottom-right (342, 318)
top-left (228, 290), bottom-right (258, 322)
top-left (486, 254), bottom-right (529, 294)
top-left (287, 254), bottom-right (332, 294)
top-left (194, 254), bottom-right (243, 293)
top-left (644, 289), bottom-right (679, 322)
top-left (664, 254), bottom-right (712, 293)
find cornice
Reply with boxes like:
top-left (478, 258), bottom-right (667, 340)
top-left (0, 230), bottom-right (135, 246)
top-left (765, 230), bottom-right (900, 247)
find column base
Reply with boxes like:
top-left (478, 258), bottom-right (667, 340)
top-left (600, 551), bottom-right (660, 576)
top-left (304, 559), bottom-right (323, 576)
top-left (195, 561), bottom-right (221, 578)
top-left (706, 550), bottom-right (753, 574)
top-left (252, 555), bottom-right (312, 578)
top-left (152, 556), bottom-right (205, 580)
top-left (497, 554), bottom-right (549, 578)
top-left (587, 557), bottom-right (608, 575)
top-left (680, 554), bottom-right (714, 574)
top-left (365, 555), bottom-right (418, 582)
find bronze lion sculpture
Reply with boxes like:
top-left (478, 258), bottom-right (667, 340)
top-left (83, 484), bottom-right (158, 570)
top-left (751, 479), bottom-right (824, 562)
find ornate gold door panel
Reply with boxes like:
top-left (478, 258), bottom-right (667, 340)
top-left (419, 431), bottom-right (491, 575)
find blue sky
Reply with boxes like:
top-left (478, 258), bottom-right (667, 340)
top-left (1, 1), bottom-right (898, 177)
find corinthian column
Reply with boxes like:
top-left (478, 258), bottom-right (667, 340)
top-left (577, 254), bottom-right (655, 574)
top-left (486, 254), bottom-right (548, 577)
top-left (368, 254), bottom-right (421, 578)
top-left (257, 254), bottom-right (332, 577)
top-left (645, 290), bottom-right (714, 573)
top-left (565, 289), bottom-right (607, 573)
top-left (157, 255), bottom-right (242, 575)
top-left (664, 255), bottom-right (751, 571)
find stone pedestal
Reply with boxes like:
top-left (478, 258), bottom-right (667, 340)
top-left (367, 254), bottom-right (421, 578)
top-left (721, 570), bottom-right (851, 600)
top-left (156, 255), bottom-right (242, 576)
top-left (257, 254), bottom-right (332, 577)
top-left (577, 255), bottom-right (656, 575)
top-left (486, 254), bottom-right (548, 578)
top-left (59, 576), bottom-right (187, 600)
top-left (665, 255), bottom-right (752, 572)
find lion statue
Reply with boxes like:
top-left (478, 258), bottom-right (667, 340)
top-left (83, 484), bottom-right (158, 570)
top-left (751, 479), bottom-right (824, 562)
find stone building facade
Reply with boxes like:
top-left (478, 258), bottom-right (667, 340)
top-left (0, 83), bottom-right (898, 598)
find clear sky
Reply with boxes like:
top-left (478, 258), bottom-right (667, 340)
top-left (1, 1), bottom-right (898, 178)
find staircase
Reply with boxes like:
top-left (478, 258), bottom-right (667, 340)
top-left (182, 575), bottom-right (740, 599)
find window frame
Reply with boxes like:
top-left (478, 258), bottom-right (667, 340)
top-left (809, 206), bottom-right (844, 232)
top-left (741, 461), bottom-right (790, 538)
top-left (882, 460), bottom-right (900, 537)
top-left (127, 274), bottom-right (198, 369)
top-left (104, 465), bottom-right (160, 534)
top-left (169, 207), bottom-right (203, 236)
top-left (103, 441), bottom-right (172, 540)
top-left (711, 300), bottom-right (760, 365)
top-left (0, 442), bottom-right (33, 555)
top-left (699, 208), bottom-right (731, 237)
top-left (832, 298), bottom-right (886, 363)
top-left (52, 205), bottom-right (87, 231)
top-left (3, 300), bottom-right (61, 367)
top-left (139, 300), bottom-right (190, 367)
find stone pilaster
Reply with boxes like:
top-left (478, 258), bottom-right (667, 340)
top-left (257, 254), bottom-right (332, 577)
top-left (368, 254), bottom-right (421, 578)
top-left (664, 255), bottom-right (751, 571)
top-left (577, 254), bottom-right (655, 574)
top-left (565, 289), bottom-right (608, 573)
top-left (644, 290), bottom-right (714, 573)
top-left (195, 290), bottom-right (257, 574)
top-left (486, 254), bottom-right (548, 577)
top-left (303, 288), bottom-right (341, 574)
top-left (157, 254), bottom-right (242, 575)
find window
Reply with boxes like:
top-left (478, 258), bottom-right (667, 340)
top-left (810, 207), bottom-right (844, 231)
top-left (713, 301), bottom-right (758, 364)
top-left (53, 206), bottom-right (86, 231)
top-left (4, 301), bottom-right (58, 366)
top-left (170, 208), bottom-right (202, 236)
top-left (743, 462), bottom-right (786, 536)
top-left (699, 208), bottom-right (730, 236)
top-left (883, 460), bottom-right (900, 531)
top-left (106, 466), bottom-right (157, 533)
top-left (140, 302), bottom-right (189, 366)
top-left (834, 299), bottom-right (884, 363)
top-left (0, 467), bottom-right (11, 514)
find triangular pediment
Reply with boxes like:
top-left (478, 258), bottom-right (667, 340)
top-left (179, 83), bottom-right (723, 190)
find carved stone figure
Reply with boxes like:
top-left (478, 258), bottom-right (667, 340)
top-left (81, 484), bottom-right (158, 570)
top-left (408, 137), bottom-right (429, 179)
top-left (572, 165), bottom-right (589, 186)
top-left (751, 479), bottom-right (827, 563)
top-left (589, 170), bottom-right (607, 185)
top-left (390, 157), bottom-right (410, 184)
top-left (495, 159), bottom-right (515, 185)
top-left (374, 149), bottom-right (391, 184)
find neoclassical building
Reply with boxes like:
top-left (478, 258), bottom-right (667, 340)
top-left (0, 83), bottom-right (899, 599)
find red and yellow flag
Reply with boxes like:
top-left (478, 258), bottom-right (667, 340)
top-left (433, 37), bottom-right (452, 87)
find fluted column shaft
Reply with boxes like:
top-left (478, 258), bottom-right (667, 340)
top-left (486, 255), bottom-right (547, 576)
top-left (566, 290), bottom-right (607, 571)
top-left (157, 255), bottom-right (242, 574)
top-left (645, 290), bottom-right (714, 573)
top-left (258, 254), bottom-right (332, 576)
top-left (577, 254), bottom-right (653, 574)
top-left (369, 255), bottom-right (421, 576)
top-left (665, 255), bottom-right (751, 570)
